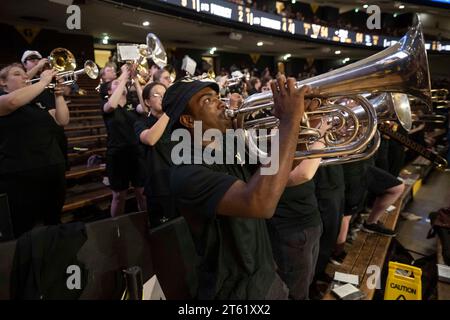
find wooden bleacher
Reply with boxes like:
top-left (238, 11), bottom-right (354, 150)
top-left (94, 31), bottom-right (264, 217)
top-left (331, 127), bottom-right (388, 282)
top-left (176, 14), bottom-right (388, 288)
top-left (322, 173), bottom-right (419, 300)
top-left (67, 134), bottom-right (107, 145)
top-left (59, 75), bottom-right (116, 222)
top-left (65, 164), bottom-right (105, 180)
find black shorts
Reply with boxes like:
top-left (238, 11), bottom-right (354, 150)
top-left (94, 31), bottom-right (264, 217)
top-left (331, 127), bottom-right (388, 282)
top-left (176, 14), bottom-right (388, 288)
top-left (343, 163), bottom-right (403, 216)
top-left (367, 165), bottom-right (403, 196)
top-left (343, 162), bottom-right (368, 216)
top-left (106, 146), bottom-right (146, 192)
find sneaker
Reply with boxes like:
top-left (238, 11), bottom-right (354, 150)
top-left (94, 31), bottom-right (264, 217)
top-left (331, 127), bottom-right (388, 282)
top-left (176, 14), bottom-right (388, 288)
top-left (329, 251), bottom-right (347, 266)
top-left (362, 221), bottom-right (397, 237)
top-left (400, 212), bottom-right (422, 221)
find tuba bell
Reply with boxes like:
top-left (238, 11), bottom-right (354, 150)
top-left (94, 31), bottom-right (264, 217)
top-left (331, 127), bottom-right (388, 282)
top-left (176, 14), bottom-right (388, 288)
top-left (226, 14), bottom-right (431, 164)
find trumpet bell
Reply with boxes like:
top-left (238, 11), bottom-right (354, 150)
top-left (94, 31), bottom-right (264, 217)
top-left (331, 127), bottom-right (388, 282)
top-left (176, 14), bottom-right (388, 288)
top-left (49, 48), bottom-right (76, 73)
top-left (83, 60), bottom-right (99, 80)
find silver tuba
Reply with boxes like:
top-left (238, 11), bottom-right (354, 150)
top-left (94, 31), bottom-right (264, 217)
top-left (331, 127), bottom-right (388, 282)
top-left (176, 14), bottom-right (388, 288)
top-left (226, 14), bottom-right (431, 163)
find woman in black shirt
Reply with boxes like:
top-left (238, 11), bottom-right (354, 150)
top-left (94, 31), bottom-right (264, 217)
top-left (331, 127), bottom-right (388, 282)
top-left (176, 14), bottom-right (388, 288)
top-left (135, 82), bottom-right (177, 226)
top-left (0, 63), bottom-right (69, 237)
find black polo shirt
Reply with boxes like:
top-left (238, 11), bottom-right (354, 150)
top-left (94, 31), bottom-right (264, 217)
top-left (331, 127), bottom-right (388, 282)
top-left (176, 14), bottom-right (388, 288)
top-left (269, 180), bottom-right (321, 236)
top-left (170, 158), bottom-right (276, 299)
top-left (135, 115), bottom-right (174, 197)
top-left (0, 91), bottom-right (64, 175)
top-left (102, 99), bottom-right (140, 150)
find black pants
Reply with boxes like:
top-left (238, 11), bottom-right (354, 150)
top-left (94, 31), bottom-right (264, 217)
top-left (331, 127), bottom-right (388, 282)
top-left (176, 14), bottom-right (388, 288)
top-left (315, 188), bottom-right (345, 276)
top-left (268, 224), bottom-right (322, 300)
top-left (0, 164), bottom-right (66, 238)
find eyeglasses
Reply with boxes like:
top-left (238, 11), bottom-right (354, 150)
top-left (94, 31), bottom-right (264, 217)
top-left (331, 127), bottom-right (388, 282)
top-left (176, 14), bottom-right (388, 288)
top-left (151, 93), bottom-right (163, 99)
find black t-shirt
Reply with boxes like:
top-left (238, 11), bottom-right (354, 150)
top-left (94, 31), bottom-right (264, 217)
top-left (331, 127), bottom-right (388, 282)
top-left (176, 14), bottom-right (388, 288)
top-left (102, 98), bottom-right (140, 149)
top-left (0, 91), bottom-right (64, 174)
top-left (314, 165), bottom-right (345, 193)
top-left (134, 115), bottom-right (174, 197)
top-left (269, 180), bottom-right (321, 235)
top-left (99, 82), bottom-right (110, 104)
top-left (170, 160), bottom-right (276, 299)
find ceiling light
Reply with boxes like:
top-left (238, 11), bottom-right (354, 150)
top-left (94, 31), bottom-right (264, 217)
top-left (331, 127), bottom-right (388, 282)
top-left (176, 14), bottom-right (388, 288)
top-left (142, 21), bottom-right (150, 26)
top-left (283, 53), bottom-right (291, 61)
top-left (335, 50), bottom-right (341, 55)
top-left (257, 41), bottom-right (264, 47)
top-left (399, 5), bottom-right (405, 9)
top-left (393, 13), bottom-right (398, 17)
top-left (363, 4), bottom-right (368, 9)
top-left (209, 47), bottom-right (217, 55)
top-left (355, 8), bottom-right (359, 13)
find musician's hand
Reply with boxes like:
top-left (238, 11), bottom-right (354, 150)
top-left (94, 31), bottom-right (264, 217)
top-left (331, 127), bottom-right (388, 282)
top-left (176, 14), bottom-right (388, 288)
top-left (53, 76), bottom-right (65, 97)
top-left (271, 75), bottom-right (310, 122)
top-left (37, 58), bottom-right (49, 71)
top-left (119, 64), bottom-right (130, 81)
top-left (229, 93), bottom-right (243, 110)
top-left (39, 69), bottom-right (57, 86)
top-left (218, 76), bottom-right (228, 89)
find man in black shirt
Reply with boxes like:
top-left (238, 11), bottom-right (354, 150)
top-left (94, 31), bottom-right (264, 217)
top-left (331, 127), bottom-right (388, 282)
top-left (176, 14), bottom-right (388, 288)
top-left (103, 65), bottom-right (146, 217)
top-left (168, 76), bottom-right (311, 299)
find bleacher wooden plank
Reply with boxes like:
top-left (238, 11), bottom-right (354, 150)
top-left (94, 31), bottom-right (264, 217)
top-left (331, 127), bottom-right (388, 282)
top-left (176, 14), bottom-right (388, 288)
top-left (70, 116), bottom-right (103, 122)
top-left (68, 147), bottom-right (106, 160)
top-left (70, 109), bottom-right (100, 114)
top-left (65, 124), bottom-right (104, 132)
top-left (322, 175), bottom-right (415, 300)
top-left (68, 134), bottom-right (107, 144)
top-left (65, 165), bottom-right (105, 180)
top-left (63, 186), bottom-right (111, 212)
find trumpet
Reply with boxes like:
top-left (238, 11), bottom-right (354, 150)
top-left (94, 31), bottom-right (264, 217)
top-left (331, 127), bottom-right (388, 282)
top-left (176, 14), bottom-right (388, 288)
top-left (27, 48), bottom-right (99, 88)
top-left (225, 14), bottom-right (430, 164)
top-left (190, 69), bottom-right (216, 81)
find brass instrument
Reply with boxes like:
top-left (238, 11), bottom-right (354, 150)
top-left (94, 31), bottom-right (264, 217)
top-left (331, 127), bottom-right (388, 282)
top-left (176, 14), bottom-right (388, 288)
top-left (412, 113), bottom-right (447, 124)
top-left (431, 88), bottom-right (449, 109)
top-left (117, 33), bottom-right (168, 85)
top-left (225, 14), bottom-right (430, 164)
top-left (191, 69), bottom-right (216, 81)
top-left (27, 48), bottom-right (99, 88)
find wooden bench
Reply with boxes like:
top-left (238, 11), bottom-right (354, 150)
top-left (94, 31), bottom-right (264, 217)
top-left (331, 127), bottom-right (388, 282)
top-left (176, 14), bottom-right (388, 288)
top-left (68, 102), bottom-right (102, 109)
top-left (70, 109), bottom-right (101, 115)
top-left (70, 116), bottom-right (103, 123)
top-left (68, 147), bottom-right (106, 164)
top-left (65, 164), bottom-right (106, 180)
top-left (437, 238), bottom-right (450, 300)
top-left (63, 184), bottom-right (112, 213)
top-left (322, 175), bottom-right (418, 300)
top-left (65, 124), bottom-right (105, 133)
top-left (68, 134), bottom-right (107, 145)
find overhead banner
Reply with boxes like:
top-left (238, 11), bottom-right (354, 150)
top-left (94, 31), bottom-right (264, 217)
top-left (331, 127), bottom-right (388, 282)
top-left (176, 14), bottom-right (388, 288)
top-left (15, 26), bottom-right (41, 44)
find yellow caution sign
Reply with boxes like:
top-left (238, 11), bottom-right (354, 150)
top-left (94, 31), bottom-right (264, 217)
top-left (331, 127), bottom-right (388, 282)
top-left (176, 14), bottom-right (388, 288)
top-left (384, 262), bottom-right (422, 300)
top-left (412, 179), bottom-right (422, 197)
